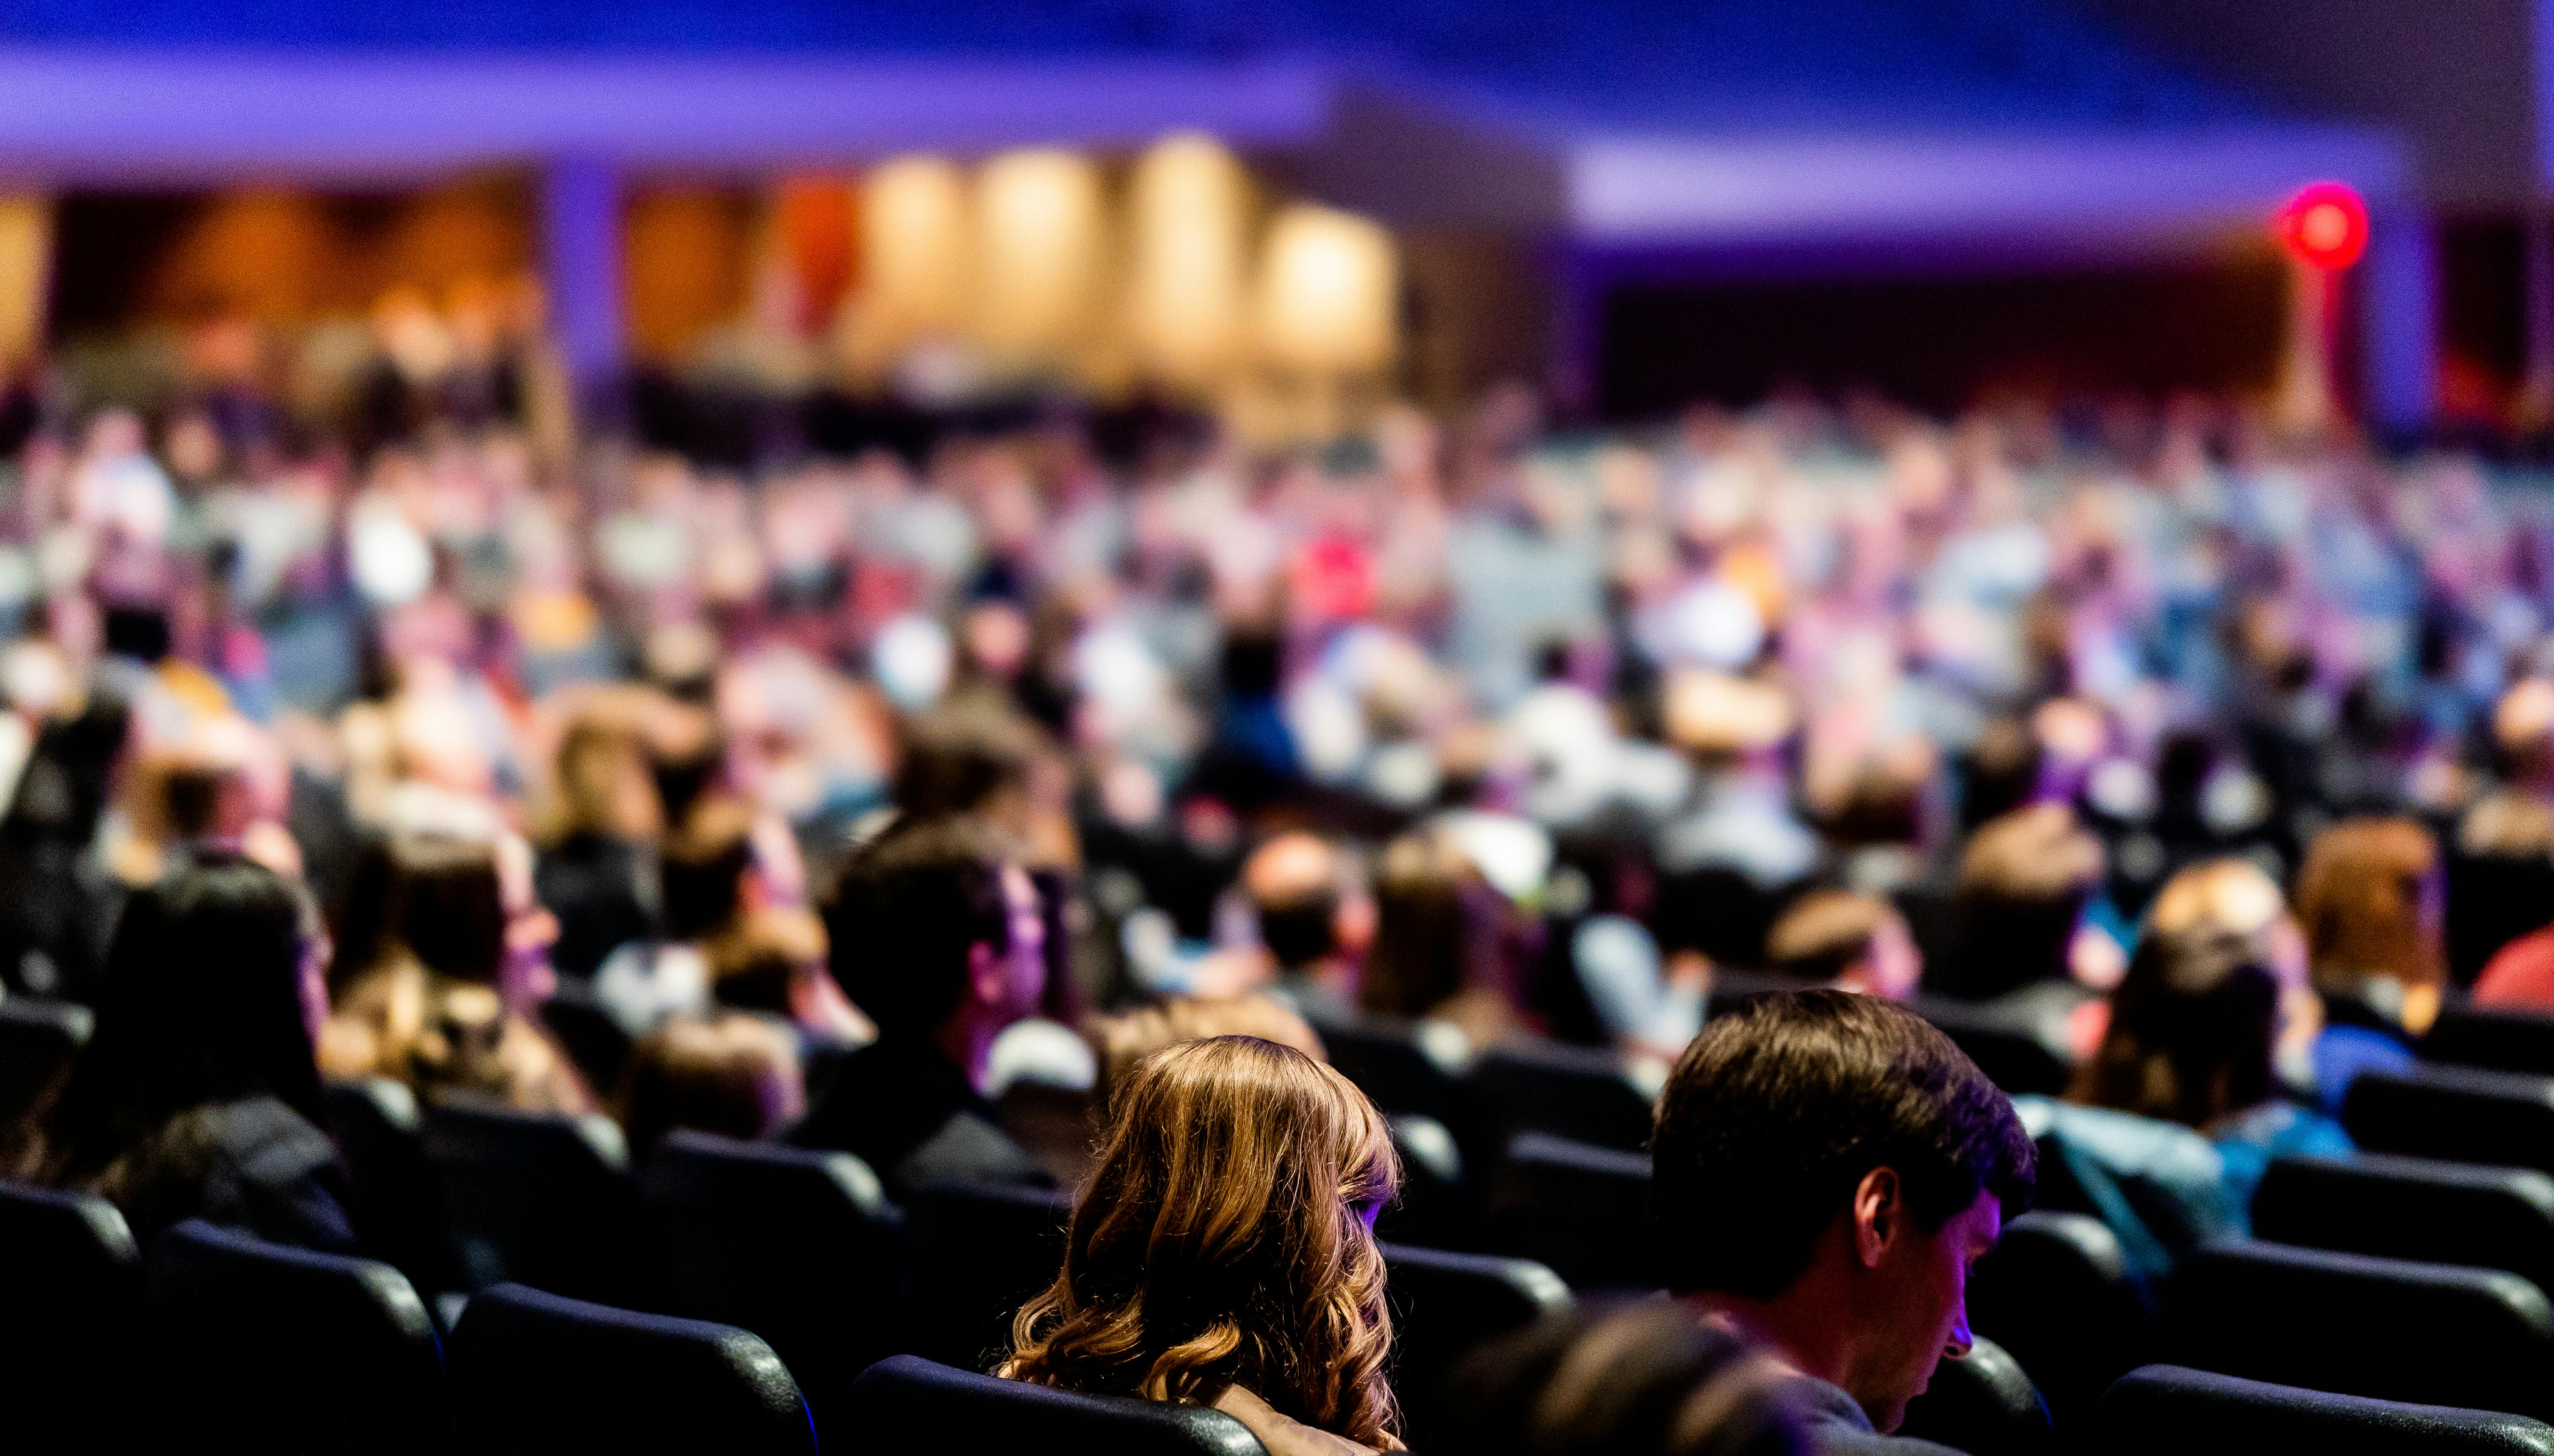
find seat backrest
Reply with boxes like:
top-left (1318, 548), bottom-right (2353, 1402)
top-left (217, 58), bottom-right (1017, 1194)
top-left (903, 1179), bottom-right (1075, 1371)
top-left (2165, 1239), bottom-right (2554, 1417)
top-left (2342, 1064), bottom-right (2554, 1175)
top-left (850, 1354), bottom-right (1267, 1456)
top-left (539, 980), bottom-right (635, 1094)
top-left (1482, 1132), bottom-right (1658, 1291)
top-left (0, 996), bottom-right (89, 1166)
top-left (1909, 995), bottom-right (2073, 1097)
top-left (145, 1218), bottom-right (446, 1454)
top-left (0, 1180), bottom-right (142, 1449)
top-left (1373, 1113), bottom-right (1470, 1250)
top-left (2253, 1152), bottom-right (2554, 1297)
top-left (1381, 1243), bottom-right (1571, 1447)
top-left (2093, 1364), bottom-right (2554, 1456)
top-left (1895, 1334), bottom-right (2054, 1456)
top-left (1306, 1011), bottom-right (1463, 1124)
top-left (450, 1281), bottom-right (813, 1454)
top-left (324, 1077), bottom-right (449, 1294)
top-left (1968, 1210), bottom-right (2153, 1429)
top-left (2425, 1002), bottom-right (2554, 1078)
top-left (645, 1130), bottom-right (903, 1437)
top-left (422, 1099), bottom-right (657, 1305)
top-left (1459, 1040), bottom-right (1654, 1156)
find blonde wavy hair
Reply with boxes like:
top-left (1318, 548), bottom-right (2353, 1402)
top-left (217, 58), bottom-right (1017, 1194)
top-left (1001, 1035), bottom-right (1402, 1447)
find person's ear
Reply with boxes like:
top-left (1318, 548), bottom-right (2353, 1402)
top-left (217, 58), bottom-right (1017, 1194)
top-left (1853, 1166), bottom-right (1902, 1268)
top-left (965, 939), bottom-right (1005, 1009)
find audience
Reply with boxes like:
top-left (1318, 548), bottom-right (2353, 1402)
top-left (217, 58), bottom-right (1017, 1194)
top-left (1764, 891), bottom-right (1921, 1001)
top-left (1002, 1035), bottom-right (1402, 1456)
top-left (613, 1010), bottom-right (807, 1163)
top-left (1651, 990), bottom-right (2033, 1452)
top-left (1938, 805), bottom-right (2104, 1002)
top-left (594, 796), bottom-right (758, 1035)
top-left (1361, 828), bottom-right (1529, 1046)
top-left (2291, 817), bottom-right (2438, 1105)
top-left (34, 856), bottom-right (355, 1251)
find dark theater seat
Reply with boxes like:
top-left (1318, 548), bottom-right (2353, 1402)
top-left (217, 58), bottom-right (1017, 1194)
top-left (1308, 1010), bottom-right (1464, 1124)
top-left (0, 1181), bottom-right (142, 1450)
top-left (2164, 1240), bottom-right (2554, 1418)
top-left (1381, 1243), bottom-right (1571, 1446)
top-left (2093, 1364), bottom-right (2554, 1456)
top-left (2342, 1064), bottom-right (2554, 1176)
top-left (1896, 1334), bottom-right (2054, 1456)
top-left (1482, 1132), bottom-right (1658, 1291)
top-left (903, 1179), bottom-right (1074, 1370)
top-left (423, 1100), bottom-right (659, 1306)
top-left (2252, 1152), bottom-right (2554, 1296)
top-left (145, 1218), bottom-right (446, 1453)
top-left (1460, 1041), bottom-right (1655, 1158)
top-left (1968, 1210), bottom-right (2154, 1428)
top-left (0, 996), bottom-right (88, 1163)
top-left (2424, 1002), bottom-right (2554, 1078)
top-left (539, 979), bottom-right (635, 1094)
top-left (449, 1281), bottom-right (814, 1455)
top-left (324, 1077), bottom-right (448, 1295)
top-left (646, 1129), bottom-right (903, 1443)
top-left (851, 1353), bottom-right (1267, 1456)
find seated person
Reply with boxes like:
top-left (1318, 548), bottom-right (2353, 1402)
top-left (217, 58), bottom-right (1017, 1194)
top-left (1934, 804), bottom-right (2104, 1001)
top-left (1003, 1036), bottom-right (1402, 1456)
top-left (594, 796), bottom-right (757, 1035)
top-left (37, 855), bottom-right (356, 1251)
top-left (2292, 818), bottom-right (2437, 1108)
top-left (789, 817), bottom-right (1052, 1199)
top-left (613, 1011), bottom-right (806, 1163)
top-left (321, 831), bottom-right (591, 1114)
top-left (1361, 828), bottom-right (1530, 1049)
top-left (1244, 830), bottom-right (1364, 1025)
top-left (1440, 1302), bottom-right (1805, 1456)
top-left (707, 903), bottom-right (875, 1046)
top-left (1653, 989), bottom-right (2033, 1453)
top-left (1086, 993), bottom-right (1328, 1107)
top-left (535, 713), bottom-right (661, 982)
top-left (1765, 891), bottom-right (1921, 1001)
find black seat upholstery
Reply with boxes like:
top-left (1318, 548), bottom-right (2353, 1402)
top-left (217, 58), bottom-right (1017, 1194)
top-left (0, 1180), bottom-right (142, 1451)
top-left (1309, 1011), bottom-right (1464, 1123)
top-left (2093, 1364), bottom-right (2554, 1456)
top-left (2343, 1064), bottom-right (2554, 1175)
top-left (450, 1281), bottom-right (813, 1454)
top-left (145, 1218), bottom-right (446, 1453)
top-left (1969, 1210), bottom-right (2153, 1428)
top-left (1896, 1334), bottom-right (2054, 1456)
top-left (325, 1077), bottom-right (449, 1294)
top-left (0, 996), bottom-right (88, 1165)
top-left (646, 1129), bottom-right (903, 1442)
top-left (851, 1353), bottom-right (1267, 1456)
top-left (423, 1100), bottom-right (658, 1305)
top-left (1381, 1243), bottom-right (1571, 1446)
top-left (2425, 1002), bottom-right (2554, 1078)
top-left (539, 979), bottom-right (635, 1094)
top-left (2165, 1239), bottom-right (2554, 1417)
top-left (2253, 1152), bottom-right (2554, 1296)
top-left (1910, 994), bottom-right (2073, 1097)
top-left (1459, 1041), bottom-right (1654, 1156)
top-left (903, 1179), bottom-right (1074, 1370)
top-left (1374, 1113), bottom-right (1470, 1250)
top-left (1482, 1132), bottom-right (1658, 1291)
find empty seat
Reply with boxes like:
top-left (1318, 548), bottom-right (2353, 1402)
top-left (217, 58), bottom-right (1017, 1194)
top-left (851, 1353), bottom-right (1267, 1456)
top-left (1969, 1210), bottom-right (2153, 1429)
top-left (324, 1077), bottom-right (448, 1294)
top-left (2093, 1364), bottom-right (2554, 1456)
top-left (423, 1099), bottom-right (658, 1306)
top-left (2342, 1063), bottom-right (2554, 1175)
top-left (1307, 1011), bottom-right (1465, 1123)
top-left (449, 1281), bottom-right (814, 1455)
top-left (2424, 1002), bottom-right (2554, 1078)
top-left (1381, 1243), bottom-right (1571, 1446)
top-left (903, 1179), bottom-right (1075, 1370)
top-left (539, 979), bottom-right (635, 1093)
top-left (1896, 1334), bottom-right (2054, 1456)
top-left (145, 1218), bottom-right (446, 1454)
top-left (2253, 1152), bottom-right (2554, 1296)
top-left (1459, 1041), bottom-right (1655, 1156)
top-left (0, 1181), bottom-right (142, 1450)
top-left (2165, 1239), bottom-right (2554, 1417)
top-left (646, 1130), bottom-right (903, 1442)
top-left (0, 996), bottom-right (88, 1166)
top-left (1482, 1132), bottom-right (1657, 1291)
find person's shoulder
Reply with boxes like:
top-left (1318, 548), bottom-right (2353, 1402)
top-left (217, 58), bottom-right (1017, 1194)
top-left (1769, 1376), bottom-right (1966, 1456)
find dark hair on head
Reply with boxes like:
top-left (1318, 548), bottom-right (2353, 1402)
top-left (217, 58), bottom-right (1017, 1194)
top-left (4, 693), bottom-right (131, 845)
top-left (1256, 894), bottom-right (1338, 969)
top-left (44, 855), bottom-right (320, 1181)
top-left (826, 816), bottom-right (1010, 1037)
top-left (2070, 928), bottom-right (2279, 1129)
top-left (392, 836), bottom-right (506, 984)
top-left (1437, 1303), bottom-right (1805, 1456)
top-left (661, 797), bottom-right (755, 941)
top-left (893, 705), bottom-right (1042, 821)
top-left (1651, 989), bottom-right (2033, 1299)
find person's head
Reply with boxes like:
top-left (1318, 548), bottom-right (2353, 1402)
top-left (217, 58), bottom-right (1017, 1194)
top-left (613, 1012), bottom-right (805, 1161)
top-left (1438, 1303), bottom-right (1805, 1456)
top-left (1243, 831), bottom-right (1343, 972)
top-left (708, 905), bottom-right (829, 1017)
top-left (1084, 993), bottom-right (1327, 1109)
top-left (2071, 925), bottom-right (2280, 1129)
top-left (1765, 891), bottom-right (1920, 1001)
top-left (46, 855), bottom-right (324, 1178)
top-left (389, 831), bottom-right (558, 1010)
top-left (2495, 679), bottom-right (2554, 790)
top-left (1362, 829), bottom-right (1489, 1019)
top-left (893, 703), bottom-right (1042, 833)
top-left (2293, 817), bottom-right (2441, 1000)
top-left (552, 717), bottom-right (661, 843)
top-left (1651, 990), bottom-right (2033, 1433)
top-left (1005, 1036), bottom-right (1400, 1446)
top-left (1951, 804), bottom-right (2103, 998)
top-left (2142, 857), bottom-right (2307, 994)
top-left (661, 796), bottom-right (756, 944)
top-left (827, 816), bottom-right (1044, 1063)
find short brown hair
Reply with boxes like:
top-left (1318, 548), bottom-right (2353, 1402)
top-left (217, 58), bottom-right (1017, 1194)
top-left (1083, 994), bottom-right (1327, 1107)
top-left (2293, 817), bottom-right (2439, 995)
top-left (1651, 989), bottom-right (2033, 1299)
top-left (1948, 804), bottom-right (2103, 998)
top-left (1766, 890), bottom-right (1892, 984)
top-left (613, 1012), bottom-right (803, 1159)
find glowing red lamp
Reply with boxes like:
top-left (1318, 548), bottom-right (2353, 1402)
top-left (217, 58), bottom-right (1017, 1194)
top-left (2276, 182), bottom-right (2368, 271)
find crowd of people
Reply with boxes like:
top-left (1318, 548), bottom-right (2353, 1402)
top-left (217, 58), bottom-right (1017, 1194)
top-left (7, 361), bottom-right (2554, 1452)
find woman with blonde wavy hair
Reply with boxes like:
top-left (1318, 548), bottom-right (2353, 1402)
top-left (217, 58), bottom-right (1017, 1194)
top-left (1002, 1035), bottom-right (1404, 1456)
